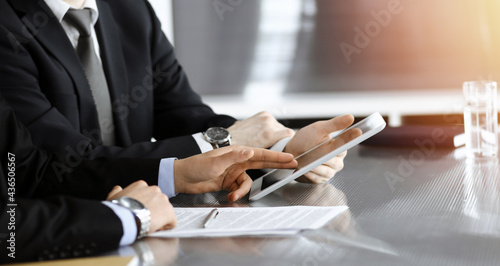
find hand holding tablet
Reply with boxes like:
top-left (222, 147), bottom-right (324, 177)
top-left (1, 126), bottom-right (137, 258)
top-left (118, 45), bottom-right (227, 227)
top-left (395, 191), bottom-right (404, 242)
top-left (249, 112), bottom-right (386, 201)
top-left (284, 114), bottom-right (356, 183)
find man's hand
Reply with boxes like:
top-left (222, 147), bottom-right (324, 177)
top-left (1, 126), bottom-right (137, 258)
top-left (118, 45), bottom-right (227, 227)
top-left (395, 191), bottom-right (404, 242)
top-left (284, 114), bottom-right (356, 183)
top-left (228, 111), bottom-right (295, 149)
top-left (174, 146), bottom-right (297, 202)
top-left (106, 181), bottom-right (177, 233)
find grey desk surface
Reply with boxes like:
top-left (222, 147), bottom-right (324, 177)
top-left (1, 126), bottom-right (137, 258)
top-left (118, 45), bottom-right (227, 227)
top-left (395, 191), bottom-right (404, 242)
top-left (127, 145), bottom-right (500, 266)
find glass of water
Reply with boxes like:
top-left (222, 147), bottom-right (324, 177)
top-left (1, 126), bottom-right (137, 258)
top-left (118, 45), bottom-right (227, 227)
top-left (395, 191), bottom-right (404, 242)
top-left (463, 81), bottom-right (498, 158)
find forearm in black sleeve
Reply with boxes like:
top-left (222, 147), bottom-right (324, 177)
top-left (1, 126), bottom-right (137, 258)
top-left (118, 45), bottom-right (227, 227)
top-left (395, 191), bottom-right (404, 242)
top-left (0, 195), bottom-right (123, 263)
top-left (0, 93), bottom-right (161, 200)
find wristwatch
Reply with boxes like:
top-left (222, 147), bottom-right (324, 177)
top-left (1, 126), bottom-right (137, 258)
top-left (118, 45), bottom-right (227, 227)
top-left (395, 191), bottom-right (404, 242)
top-left (204, 127), bottom-right (231, 149)
top-left (111, 196), bottom-right (151, 240)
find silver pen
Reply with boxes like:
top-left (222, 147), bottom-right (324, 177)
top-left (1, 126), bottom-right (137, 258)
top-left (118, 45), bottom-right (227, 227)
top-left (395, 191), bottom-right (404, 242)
top-left (203, 208), bottom-right (219, 228)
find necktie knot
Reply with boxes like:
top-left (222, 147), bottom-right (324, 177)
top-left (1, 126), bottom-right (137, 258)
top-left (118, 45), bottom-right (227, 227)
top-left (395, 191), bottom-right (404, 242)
top-left (64, 8), bottom-right (92, 37)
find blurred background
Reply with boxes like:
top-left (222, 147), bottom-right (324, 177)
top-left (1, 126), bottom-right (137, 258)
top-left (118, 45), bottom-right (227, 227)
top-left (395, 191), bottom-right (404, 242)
top-left (149, 0), bottom-right (500, 126)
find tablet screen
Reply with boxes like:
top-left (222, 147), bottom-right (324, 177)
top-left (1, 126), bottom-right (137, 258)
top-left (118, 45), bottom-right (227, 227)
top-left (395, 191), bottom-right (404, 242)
top-left (250, 112), bottom-right (386, 200)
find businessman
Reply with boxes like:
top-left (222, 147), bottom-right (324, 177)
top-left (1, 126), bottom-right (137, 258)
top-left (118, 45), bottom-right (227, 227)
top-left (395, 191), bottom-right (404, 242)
top-left (0, 0), bottom-right (346, 183)
top-left (0, 93), bottom-right (298, 262)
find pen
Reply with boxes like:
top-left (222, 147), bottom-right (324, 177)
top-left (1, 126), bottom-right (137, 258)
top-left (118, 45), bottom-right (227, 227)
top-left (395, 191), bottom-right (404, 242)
top-left (203, 208), bottom-right (219, 228)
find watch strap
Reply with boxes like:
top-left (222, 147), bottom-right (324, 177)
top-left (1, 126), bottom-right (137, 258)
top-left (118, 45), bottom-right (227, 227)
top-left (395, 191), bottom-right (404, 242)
top-left (215, 139), bottom-right (231, 148)
top-left (133, 208), bottom-right (151, 239)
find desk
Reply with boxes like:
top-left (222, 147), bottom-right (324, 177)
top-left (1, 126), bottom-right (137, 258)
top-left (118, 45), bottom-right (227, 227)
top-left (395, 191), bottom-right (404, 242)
top-left (127, 146), bottom-right (500, 265)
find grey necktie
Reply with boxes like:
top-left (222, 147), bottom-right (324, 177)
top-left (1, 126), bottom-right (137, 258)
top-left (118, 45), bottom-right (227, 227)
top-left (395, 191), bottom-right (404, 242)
top-left (64, 9), bottom-right (115, 146)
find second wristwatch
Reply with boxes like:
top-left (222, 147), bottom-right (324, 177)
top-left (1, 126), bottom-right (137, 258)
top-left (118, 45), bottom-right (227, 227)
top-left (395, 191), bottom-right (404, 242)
top-left (204, 127), bottom-right (231, 149)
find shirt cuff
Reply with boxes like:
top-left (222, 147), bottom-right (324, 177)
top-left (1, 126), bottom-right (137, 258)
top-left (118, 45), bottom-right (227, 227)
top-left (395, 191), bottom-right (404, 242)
top-left (269, 137), bottom-right (292, 152)
top-left (102, 201), bottom-right (137, 246)
top-left (158, 158), bottom-right (177, 198)
top-left (192, 132), bottom-right (213, 153)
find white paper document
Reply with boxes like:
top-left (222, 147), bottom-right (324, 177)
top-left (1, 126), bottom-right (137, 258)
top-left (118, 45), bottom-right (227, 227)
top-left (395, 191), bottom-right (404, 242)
top-left (149, 206), bottom-right (348, 238)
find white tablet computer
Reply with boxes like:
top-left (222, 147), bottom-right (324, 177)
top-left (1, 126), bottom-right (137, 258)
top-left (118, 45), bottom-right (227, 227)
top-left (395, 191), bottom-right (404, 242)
top-left (249, 112), bottom-right (386, 201)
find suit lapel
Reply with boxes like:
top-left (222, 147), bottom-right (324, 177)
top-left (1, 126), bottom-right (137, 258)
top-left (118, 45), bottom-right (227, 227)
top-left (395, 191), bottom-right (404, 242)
top-left (8, 0), bottom-right (102, 135)
top-left (95, 0), bottom-right (131, 145)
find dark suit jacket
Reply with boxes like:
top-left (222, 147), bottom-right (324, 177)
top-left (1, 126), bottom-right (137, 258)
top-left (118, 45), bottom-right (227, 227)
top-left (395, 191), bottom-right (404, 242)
top-left (0, 0), bottom-right (236, 160)
top-left (0, 93), bottom-right (161, 262)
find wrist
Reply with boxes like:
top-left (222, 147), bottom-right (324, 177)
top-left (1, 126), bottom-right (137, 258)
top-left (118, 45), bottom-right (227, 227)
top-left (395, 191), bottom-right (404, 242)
top-left (173, 160), bottom-right (185, 193)
top-left (227, 124), bottom-right (244, 146)
top-left (228, 137), bottom-right (240, 146)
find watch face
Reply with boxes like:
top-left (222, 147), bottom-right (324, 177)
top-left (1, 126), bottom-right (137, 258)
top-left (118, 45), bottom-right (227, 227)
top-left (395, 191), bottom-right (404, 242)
top-left (119, 197), bottom-right (145, 211)
top-left (206, 127), bottom-right (230, 142)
